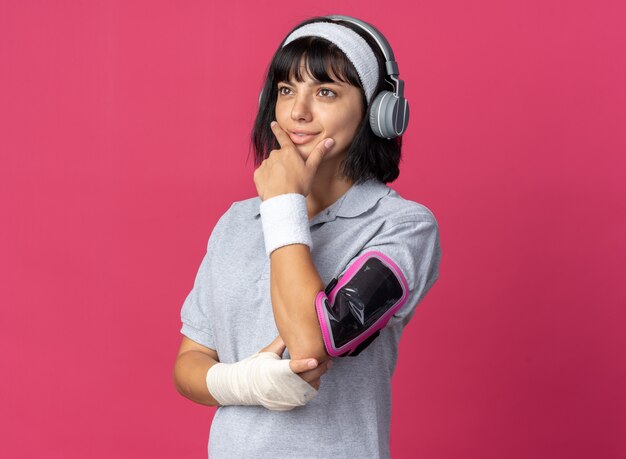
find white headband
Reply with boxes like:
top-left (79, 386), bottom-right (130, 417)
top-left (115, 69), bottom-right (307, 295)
top-left (282, 22), bottom-right (379, 105)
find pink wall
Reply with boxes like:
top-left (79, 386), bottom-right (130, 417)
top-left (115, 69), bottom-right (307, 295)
top-left (1, 1), bottom-right (624, 458)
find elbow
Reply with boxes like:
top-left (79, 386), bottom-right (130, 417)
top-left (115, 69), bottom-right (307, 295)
top-left (280, 303), bottom-right (331, 363)
top-left (172, 359), bottom-right (187, 397)
top-left (172, 356), bottom-right (192, 398)
top-left (287, 334), bottom-right (330, 364)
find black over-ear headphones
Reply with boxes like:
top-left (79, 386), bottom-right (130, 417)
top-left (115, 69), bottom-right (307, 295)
top-left (259, 14), bottom-right (409, 139)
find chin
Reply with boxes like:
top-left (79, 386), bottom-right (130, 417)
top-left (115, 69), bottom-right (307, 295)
top-left (295, 145), bottom-right (313, 157)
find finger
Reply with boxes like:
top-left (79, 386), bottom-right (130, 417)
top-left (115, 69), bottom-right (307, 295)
top-left (270, 121), bottom-right (295, 149)
top-left (259, 335), bottom-right (286, 357)
top-left (289, 357), bottom-right (319, 374)
top-left (305, 138), bottom-right (334, 173)
top-left (307, 378), bottom-right (321, 391)
top-left (297, 360), bottom-right (332, 382)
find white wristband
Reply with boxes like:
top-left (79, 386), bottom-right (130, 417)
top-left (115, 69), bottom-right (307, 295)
top-left (206, 352), bottom-right (318, 411)
top-left (259, 193), bottom-right (312, 257)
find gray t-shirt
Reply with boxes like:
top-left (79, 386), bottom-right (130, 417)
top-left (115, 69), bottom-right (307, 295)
top-left (180, 177), bottom-right (441, 458)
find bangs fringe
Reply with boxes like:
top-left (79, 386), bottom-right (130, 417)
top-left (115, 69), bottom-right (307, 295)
top-left (271, 36), bottom-right (362, 87)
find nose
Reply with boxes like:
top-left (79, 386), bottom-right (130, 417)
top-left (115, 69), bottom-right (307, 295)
top-left (290, 92), bottom-right (313, 122)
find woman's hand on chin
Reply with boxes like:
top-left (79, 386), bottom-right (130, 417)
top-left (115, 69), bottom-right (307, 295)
top-left (253, 121), bottom-right (334, 201)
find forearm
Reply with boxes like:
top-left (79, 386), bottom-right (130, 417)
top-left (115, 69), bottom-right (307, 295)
top-left (270, 243), bottom-right (329, 363)
top-left (173, 351), bottom-right (221, 407)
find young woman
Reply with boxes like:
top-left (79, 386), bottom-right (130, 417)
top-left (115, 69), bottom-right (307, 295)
top-left (173, 15), bottom-right (441, 458)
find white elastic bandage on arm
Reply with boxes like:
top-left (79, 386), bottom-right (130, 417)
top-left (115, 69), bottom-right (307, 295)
top-left (259, 193), bottom-right (312, 257)
top-left (206, 352), bottom-right (318, 411)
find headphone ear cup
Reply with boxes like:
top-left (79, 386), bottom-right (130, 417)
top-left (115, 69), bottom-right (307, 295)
top-left (369, 91), bottom-right (391, 138)
top-left (368, 91), bottom-right (410, 139)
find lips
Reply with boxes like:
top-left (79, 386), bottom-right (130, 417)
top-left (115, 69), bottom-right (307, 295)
top-left (289, 130), bottom-right (321, 145)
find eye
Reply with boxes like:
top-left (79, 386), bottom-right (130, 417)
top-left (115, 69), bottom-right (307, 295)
top-left (318, 88), bottom-right (337, 97)
top-left (278, 86), bottom-right (293, 96)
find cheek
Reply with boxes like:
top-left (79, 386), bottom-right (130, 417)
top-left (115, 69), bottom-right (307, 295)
top-left (275, 101), bottom-right (291, 120)
top-left (274, 105), bottom-right (286, 122)
top-left (332, 110), bottom-right (363, 141)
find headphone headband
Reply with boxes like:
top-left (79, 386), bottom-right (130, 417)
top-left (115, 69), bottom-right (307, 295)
top-left (325, 15), bottom-right (397, 73)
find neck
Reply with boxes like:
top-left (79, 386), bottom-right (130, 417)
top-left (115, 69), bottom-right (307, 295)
top-left (305, 156), bottom-right (354, 220)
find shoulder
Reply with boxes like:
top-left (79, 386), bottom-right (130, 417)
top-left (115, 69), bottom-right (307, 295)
top-left (361, 186), bottom-right (441, 281)
top-left (375, 186), bottom-right (439, 228)
top-left (206, 196), bottom-right (261, 251)
top-left (214, 196), bottom-right (260, 227)
top-left (366, 189), bottom-right (442, 315)
top-left (231, 195), bottom-right (262, 218)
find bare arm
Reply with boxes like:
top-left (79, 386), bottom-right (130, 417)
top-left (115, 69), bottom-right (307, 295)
top-left (173, 336), bottom-right (221, 406)
top-left (254, 122), bottom-right (337, 364)
top-left (270, 243), bottom-right (329, 364)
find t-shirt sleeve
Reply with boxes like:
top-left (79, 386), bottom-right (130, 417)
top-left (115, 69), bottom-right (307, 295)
top-left (336, 215), bottom-right (442, 329)
top-left (179, 203), bottom-right (235, 350)
top-left (179, 249), bottom-right (216, 349)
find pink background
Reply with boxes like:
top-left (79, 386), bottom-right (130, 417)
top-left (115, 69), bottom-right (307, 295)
top-left (1, 1), bottom-right (625, 458)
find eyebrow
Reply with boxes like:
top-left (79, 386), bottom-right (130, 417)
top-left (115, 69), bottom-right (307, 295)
top-left (279, 79), bottom-right (344, 87)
